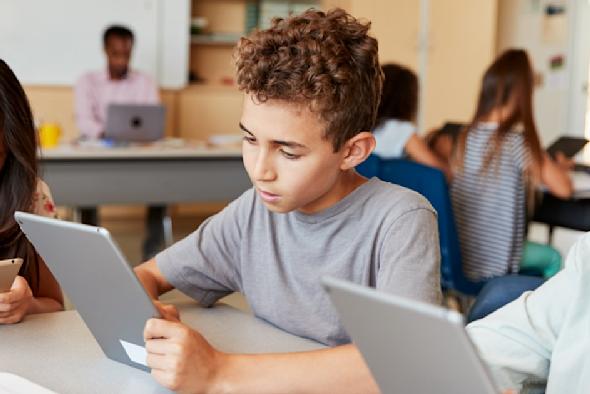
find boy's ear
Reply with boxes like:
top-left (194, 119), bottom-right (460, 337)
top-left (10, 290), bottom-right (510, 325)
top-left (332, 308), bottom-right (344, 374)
top-left (340, 131), bottom-right (376, 170)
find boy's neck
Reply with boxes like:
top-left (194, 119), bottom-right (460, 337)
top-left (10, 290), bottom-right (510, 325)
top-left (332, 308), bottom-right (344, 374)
top-left (296, 170), bottom-right (368, 215)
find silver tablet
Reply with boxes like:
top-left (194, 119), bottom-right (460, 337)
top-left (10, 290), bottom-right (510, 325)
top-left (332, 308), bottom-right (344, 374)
top-left (15, 211), bottom-right (159, 372)
top-left (322, 277), bottom-right (500, 394)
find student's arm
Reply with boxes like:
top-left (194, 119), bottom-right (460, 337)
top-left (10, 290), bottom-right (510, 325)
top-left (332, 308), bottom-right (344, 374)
top-left (135, 258), bottom-right (380, 393)
top-left (135, 258), bottom-right (175, 298)
top-left (135, 259), bottom-right (179, 321)
top-left (377, 206), bottom-right (442, 305)
top-left (540, 152), bottom-right (573, 199)
top-left (404, 133), bottom-right (452, 180)
top-left (467, 233), bottom-right (588, 391)
top-left (74, 75), bottom-right (104, 139)
top-left (144, 318), bottom-right (379, 394)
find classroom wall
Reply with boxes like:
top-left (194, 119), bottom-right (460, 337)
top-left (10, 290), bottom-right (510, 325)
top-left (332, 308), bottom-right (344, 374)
top-left (496, 0), bottom-right (572, 144)
top-left (1, 0), bottom-right (189, 88)
top-left (338, 0), bottom-right (497, 132)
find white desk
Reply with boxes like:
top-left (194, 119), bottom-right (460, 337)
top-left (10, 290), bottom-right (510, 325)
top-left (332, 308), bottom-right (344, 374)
top-left (40, 142), bottom-right (251, 206)
top-left (0, 300), bottom-right (324, 393)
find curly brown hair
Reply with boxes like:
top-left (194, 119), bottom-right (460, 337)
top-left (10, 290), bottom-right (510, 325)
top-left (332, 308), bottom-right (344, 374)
top-left (235, 8), bottom-right (383, 152)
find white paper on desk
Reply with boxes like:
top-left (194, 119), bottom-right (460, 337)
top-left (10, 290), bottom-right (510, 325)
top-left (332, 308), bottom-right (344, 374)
top-left (0, 373), bottom-right (57, 394)
top-left (119, 339), bottom-right (148, 367)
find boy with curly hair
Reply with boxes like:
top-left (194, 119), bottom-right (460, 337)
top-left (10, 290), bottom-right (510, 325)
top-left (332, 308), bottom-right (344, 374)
top-left (135, 8), bottom-right (441, 393)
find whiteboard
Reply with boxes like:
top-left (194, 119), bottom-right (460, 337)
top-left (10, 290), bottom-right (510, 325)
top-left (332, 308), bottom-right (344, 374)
top-left (0, 0), bottom-right (189, 88)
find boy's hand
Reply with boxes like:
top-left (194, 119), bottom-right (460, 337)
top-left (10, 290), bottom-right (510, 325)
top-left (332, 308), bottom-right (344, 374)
top-left (153, 300), bottom-right (180, 322)
top-left (144, 318), bottom-right (224, 393)
top-left (0, 276), bottom-right (33, 324)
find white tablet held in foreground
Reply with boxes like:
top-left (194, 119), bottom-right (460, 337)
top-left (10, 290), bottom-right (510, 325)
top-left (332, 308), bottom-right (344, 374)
top-left (15, 211), bottom-right (159, 372)
top-left (322, 277), bottom-right (500, 394)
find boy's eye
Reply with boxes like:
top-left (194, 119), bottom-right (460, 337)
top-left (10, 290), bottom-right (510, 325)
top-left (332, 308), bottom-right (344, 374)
top-left (243, 135), bottom-right (256, 144)
top-left (280, 149), bottom-right (301, 160)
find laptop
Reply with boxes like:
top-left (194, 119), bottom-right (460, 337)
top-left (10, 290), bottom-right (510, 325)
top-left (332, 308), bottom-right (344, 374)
top-left (104, 104), bottom-right (166, 142)
top-left (322, 277), bottom-right (500, 394)
top-left (15, 211), bottom-right (160, 372)
top-left (546, 136), bottom-right (588, 159)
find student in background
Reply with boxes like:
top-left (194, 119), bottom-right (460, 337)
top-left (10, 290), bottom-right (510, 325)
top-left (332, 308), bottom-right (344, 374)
top-left (134, 9), bottom-right (441, 393)
top-left (74, 25), bottom-right (165, 260)
top-left (468, 232), bottom-right (590, 394)
top-left (451, 49), bottom-right (572, 282)
top-left (0, 59), bottom-right (64, 323)
top-left (373, 63), bottom-right (450, 178)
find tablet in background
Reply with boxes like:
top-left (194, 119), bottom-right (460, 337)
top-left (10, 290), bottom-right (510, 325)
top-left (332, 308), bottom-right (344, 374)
top-left (546, 136), bottom-right (588, 159)
top-left (15, 211), bottom-right (159, 372)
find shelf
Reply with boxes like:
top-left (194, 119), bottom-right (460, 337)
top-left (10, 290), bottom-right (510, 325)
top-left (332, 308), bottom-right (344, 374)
top-left (191, 33), bottom-right (242, 46)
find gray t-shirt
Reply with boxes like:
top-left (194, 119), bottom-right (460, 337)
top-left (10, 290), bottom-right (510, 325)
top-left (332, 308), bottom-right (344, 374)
top-left (156, 177), bottom-right (441, 346)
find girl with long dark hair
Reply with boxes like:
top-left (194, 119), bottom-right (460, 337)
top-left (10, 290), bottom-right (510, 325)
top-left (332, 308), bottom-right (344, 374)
top-left (373, 63), bottom-right (450, 178)
top-left (452, 49), bottom-right (572, 281)
top-left (0, 59), bottom-right (63, 323)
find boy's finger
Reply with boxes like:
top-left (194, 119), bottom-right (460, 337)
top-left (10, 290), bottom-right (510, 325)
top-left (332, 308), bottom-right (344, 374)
top-left (144, 318), bottom-right (185, 340)
top-left (146, 352), bottom-right (170, 370)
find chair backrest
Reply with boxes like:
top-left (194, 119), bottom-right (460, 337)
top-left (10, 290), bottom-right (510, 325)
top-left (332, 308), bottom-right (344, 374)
top-left (357, 156), bottom-right (484, 296)
top-left (355, 153), bottom-right (381, 178)
top-left (467, 275), bottom-right (545, 323)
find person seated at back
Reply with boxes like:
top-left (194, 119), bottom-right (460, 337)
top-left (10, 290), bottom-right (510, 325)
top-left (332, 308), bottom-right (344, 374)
top-left (372, 63), bottom-right (450, 178)
top-left (468, 231), bottom-right (590, 394)
top-left (74, 24), bottom-right (166, 260)
top-left (133, 9), bottom-right (441, 393)
top-left (75, 25), bottom-right (159, 139)
top-left (0, 59), bottom-right (64, 323)
top-left (451, 49), bottom-right (572, 282)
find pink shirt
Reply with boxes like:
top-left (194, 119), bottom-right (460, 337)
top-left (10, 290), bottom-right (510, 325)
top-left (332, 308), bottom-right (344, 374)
top-left (74, 69), bottom-right (160, 139)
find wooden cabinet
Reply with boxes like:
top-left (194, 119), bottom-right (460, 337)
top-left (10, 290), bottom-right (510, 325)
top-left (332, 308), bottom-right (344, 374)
top-left (185, 0), bottom-right (498, 138)
top-left (333, 0), bottom-right (497, 131)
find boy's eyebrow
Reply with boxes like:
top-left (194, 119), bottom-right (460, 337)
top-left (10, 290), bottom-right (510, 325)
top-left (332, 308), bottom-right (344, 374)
top-left (238, 122), bottom-right (308, 149)
top-left (239, 122), bottom-right (253, 135)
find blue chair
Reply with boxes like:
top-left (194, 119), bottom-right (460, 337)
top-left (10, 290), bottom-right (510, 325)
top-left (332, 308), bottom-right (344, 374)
top-left (355, 153), bottom-right (381, 178)
top-left (467, 275), bottom-right (545, 323)
top-left (357, 156), bottom-right (485, 296)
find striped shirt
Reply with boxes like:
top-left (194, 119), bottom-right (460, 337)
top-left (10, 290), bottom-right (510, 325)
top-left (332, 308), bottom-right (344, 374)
top-left (451, 123), bottom-right (529, 281)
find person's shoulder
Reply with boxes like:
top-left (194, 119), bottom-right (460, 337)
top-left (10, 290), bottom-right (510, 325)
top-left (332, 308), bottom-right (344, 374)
top-left (76, 70), bottom-right (104, 85)
top-left (363, 178), bottom-right (435, 216)
top-left (130, 70), bottom-right (156, 84)
top-left (375, 119), bottom-right (415, 134)
top-left (218, 187), bottom-right (258, 219)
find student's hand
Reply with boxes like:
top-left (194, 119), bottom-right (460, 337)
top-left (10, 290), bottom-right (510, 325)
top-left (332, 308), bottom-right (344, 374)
top-left (144, 318), bottom-right (225, 393)
top-left (555, 151), bottom-right (575, 171)
top-left (153, 300), bottom-right (180, 322)
top-left (0, 276), bottom-right (33, 324)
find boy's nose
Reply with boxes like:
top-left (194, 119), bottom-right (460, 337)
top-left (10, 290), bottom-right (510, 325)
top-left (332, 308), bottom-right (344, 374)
top-left (253, 154), bottom-right (277, 182)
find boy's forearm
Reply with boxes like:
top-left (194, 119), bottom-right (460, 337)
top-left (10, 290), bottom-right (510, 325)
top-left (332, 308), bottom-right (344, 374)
top-left (210, 344), bottom-right (380, 394)
top-left (134, 259), bottom-right (164, 299)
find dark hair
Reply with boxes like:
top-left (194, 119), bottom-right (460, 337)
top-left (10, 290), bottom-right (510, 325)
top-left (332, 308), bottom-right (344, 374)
top-left (456, 49), bottom-right (543, 178)
top-left (235, 8), bottom-right (383, 152)
top-left (376, 63), bottom-right (419, 124)
top-left (0, 59), bottom-right (43, 294)
top-left (103, 25), bottom-right (134, 47)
